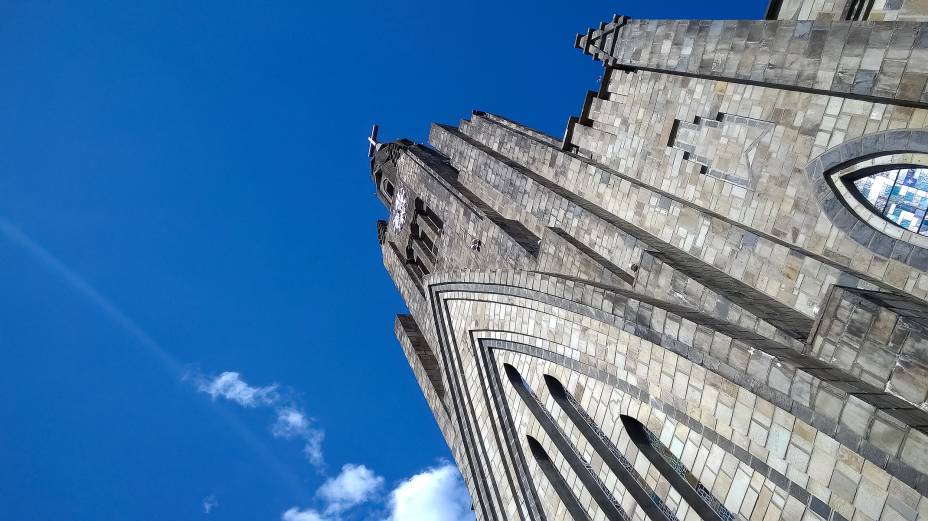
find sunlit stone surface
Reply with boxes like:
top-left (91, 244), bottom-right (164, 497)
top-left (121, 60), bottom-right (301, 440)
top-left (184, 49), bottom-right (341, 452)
top-left (369, 2), bottom-right (928, 519)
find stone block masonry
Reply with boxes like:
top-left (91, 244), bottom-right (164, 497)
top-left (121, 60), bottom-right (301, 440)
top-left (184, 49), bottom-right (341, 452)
top-left (369, 1), bottom-right (928, 519)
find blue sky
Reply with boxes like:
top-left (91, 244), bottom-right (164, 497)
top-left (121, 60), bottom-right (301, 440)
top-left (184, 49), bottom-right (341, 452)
top-left (0, 1), bottom-right (765, 520)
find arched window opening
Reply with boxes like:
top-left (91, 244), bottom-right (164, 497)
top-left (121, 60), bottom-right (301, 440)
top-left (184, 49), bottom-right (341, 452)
top-left (525, 436), bottom-right (591, 521)
top-left (620, 415), bottom-right (735, 521)
top-left (809, 135), bottom-right (928, 261)
top-left (543, 375), bottom-right (678, 521)
top-left (847, 165), bottom-right (928, 235)
top-left (503, 364), bottom-right (628, 521)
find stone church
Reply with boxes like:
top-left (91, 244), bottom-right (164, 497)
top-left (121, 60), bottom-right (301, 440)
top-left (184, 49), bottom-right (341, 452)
top-left (370, 1), bottom-right (928, 519)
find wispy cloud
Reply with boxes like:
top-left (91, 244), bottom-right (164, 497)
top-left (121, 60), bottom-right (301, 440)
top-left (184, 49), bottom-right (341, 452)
top-left (197, 371), bottom-right (278, 407)
top-left (271, 407), bottom-right (312, 437)
top-left (317, 464), bottom-right (383, 514)
top-left (202, 495), bottom-right (218, 514)
top-left (0, 218), bottom-right (305, 497)
top-left (191, 369), bottom-right (326, 470)
top-left (0, 219), bottom-right (469, 518)
top-left (281, 507), bottom-right (330, 521)
top-left (272, 407), bottom-right (325, 468)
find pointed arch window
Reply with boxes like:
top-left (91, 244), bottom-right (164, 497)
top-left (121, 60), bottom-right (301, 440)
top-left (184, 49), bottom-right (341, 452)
top-left (542, 375), bottom-right (678, 521)
top-left (525, 436), bottom-right (591, 521)
top-left (620, 415), bottom-right (735, 521)
top-left (810, 134), bottom-right (928, 259)
top-left (847, 165), bottom-right (928, 236)
top-left (503, 364), bottom-right (629, 521)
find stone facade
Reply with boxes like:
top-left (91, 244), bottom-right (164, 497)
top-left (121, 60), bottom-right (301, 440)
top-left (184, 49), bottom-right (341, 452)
top-left (370, 1), bottom-right (928, 519)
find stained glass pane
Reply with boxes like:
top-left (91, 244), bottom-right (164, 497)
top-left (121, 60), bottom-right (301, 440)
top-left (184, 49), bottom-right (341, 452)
top-left (898, 168), bottom-right (928, 191)
top-left (850, 167), bottom-right (928, 235)
top-left (884, 180), bottom-right (928, 233)
top-left (853, 170), bottom-right (897, 211)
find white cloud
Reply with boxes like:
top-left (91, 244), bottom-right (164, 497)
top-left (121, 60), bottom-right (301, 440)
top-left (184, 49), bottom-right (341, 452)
top-left (202, 495), bottom-right (218, 514)
top-left (273, 407), bottom-right (325, 468)
top-left (317, 464), bottom-right (384, 514)
top-left (302, 433), bottom-right (325, 468)
top-left (387, 463), bottom-right (474, 521)
top-left (281, 507), bottom-right (329, 521)
top-left (272, 407), bottom-right (312, 437)
top-left (191, 369), bottom-right (326, 470)
top-left (197, 371), bottom-right (278, 407)
top-left (281, 462), bottom-right (471, 521)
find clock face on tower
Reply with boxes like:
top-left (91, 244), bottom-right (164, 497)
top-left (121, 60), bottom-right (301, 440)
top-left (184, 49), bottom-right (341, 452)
top-left (390, 186), bottom-right (409, 232)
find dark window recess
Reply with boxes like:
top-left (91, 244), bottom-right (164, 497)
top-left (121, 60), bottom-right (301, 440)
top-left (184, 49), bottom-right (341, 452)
top-left (388, 241), bottom-right (424, 296)
top-left (503, 364), bottom-right (629, 521)
top-left (404, 245), bottom-right (430, 287)
top-left (377, 220), bottom-right (388, 245)
top-left (846, 166), bottom-right (928, 236)
top-left (411, 223), bottom-right (437, 260)
top-left (407, 232), bottom-right (435, 269)
top-left (525, 436), bottom-right (592, 521)
top-left (543, 375), bottom-right (679, 521)
top-left (415, 197), bottom-right (444, 234)
top-left (842, 0), bottom-right (875, 20)
top-left (620, 415), bottom-right (736, 521)
top-left (763, 0), bottom-right (783, 19)
top-left (412, 197), bottom-right (442, 263)
top-left (374, 171), bottom-right (394, 205)
top-left (418, 228), bottom-right (436, 254)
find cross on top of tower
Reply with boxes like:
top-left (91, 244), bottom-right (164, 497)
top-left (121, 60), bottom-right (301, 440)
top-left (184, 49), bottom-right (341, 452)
top-left (367, 124), bottom-right (380, 157)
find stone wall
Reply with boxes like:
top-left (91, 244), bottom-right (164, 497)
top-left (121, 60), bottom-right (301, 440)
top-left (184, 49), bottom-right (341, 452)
top-left (370, 2), bottom-right (928, 519)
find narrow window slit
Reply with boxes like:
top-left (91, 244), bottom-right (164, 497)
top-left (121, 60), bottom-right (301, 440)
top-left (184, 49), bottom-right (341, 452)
top-left (620, 415), bottom-right (735, 521)
top-left (503, 364), bottom-right (629, 521)
top-left (543, 374), bottom-right (681, 521)
top-left (526, 436), bottom-right (592, 521)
